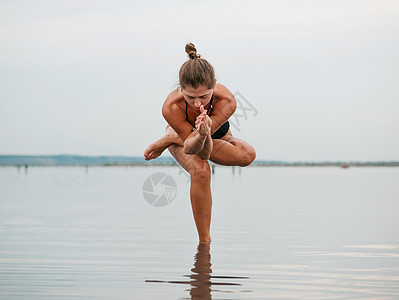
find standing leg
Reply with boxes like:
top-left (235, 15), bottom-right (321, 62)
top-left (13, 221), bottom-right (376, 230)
top-left (168, 144), bottom-right (212, 242)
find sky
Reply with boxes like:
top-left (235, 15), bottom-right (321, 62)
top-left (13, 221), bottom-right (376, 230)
top-left (0, 0), bottom-right (398, 161)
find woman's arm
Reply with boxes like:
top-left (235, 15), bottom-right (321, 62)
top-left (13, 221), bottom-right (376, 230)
top-left (183, 130), bottom-right (207, 155)
top-left (209, 84), bottom-right (237, 134)
top-left (162, 96), bottom-right (210, 158)
top-left (183, 107), bottom-right (213, 159)
top-left (196, 133), bottom-right (213, 160)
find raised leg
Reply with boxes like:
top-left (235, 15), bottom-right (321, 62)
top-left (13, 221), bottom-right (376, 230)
top-left (209, 130), bottom-right (256, 167)
top-left (144, 125), bottom-right (183, 160)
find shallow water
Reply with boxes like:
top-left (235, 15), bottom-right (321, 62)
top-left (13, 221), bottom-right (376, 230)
top-left (0, 165), bottom-right (398, 299)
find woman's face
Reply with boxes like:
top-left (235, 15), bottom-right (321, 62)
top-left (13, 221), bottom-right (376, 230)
top-left (181, 85), bottom-right (214, 112)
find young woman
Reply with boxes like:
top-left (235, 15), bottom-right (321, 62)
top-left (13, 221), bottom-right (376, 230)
top-left (144, 43), bottom-right (256, 242)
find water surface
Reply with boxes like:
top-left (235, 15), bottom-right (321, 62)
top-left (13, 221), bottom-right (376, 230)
top-left (0, 166), bottom-right (398, 299)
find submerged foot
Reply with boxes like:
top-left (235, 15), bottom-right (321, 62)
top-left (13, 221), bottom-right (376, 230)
top-left (199, 236), bottom-right (212, 243)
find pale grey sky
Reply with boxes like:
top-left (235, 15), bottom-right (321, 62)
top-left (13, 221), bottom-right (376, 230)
top-left (1, 0), bottom-right (398, 161)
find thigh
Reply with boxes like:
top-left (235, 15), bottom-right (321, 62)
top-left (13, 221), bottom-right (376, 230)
top-left (209, 130), bottom-right (256, 166)
top-left (219, 129), bottom-right (254, 149)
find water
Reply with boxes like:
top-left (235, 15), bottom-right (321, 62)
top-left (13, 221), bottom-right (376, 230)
top-left (0, 165), bottom-right (398, 299)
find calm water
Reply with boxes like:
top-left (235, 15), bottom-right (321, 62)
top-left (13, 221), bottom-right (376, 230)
top-left (0, 165), bottom-right (399, 299)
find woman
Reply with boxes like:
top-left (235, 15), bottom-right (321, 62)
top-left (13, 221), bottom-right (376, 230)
top-left (144, 43), bottom-right (256, 242)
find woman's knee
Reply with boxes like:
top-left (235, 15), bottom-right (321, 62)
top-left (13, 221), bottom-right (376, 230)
top-left (238, 146), bottom-right (256, 167)
top-left (188, 160), bottom-right (211, 182)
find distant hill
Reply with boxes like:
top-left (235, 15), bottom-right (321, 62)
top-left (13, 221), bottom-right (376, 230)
top-left (0, 155), bottom-right (283, 166)
top-left (0, 155), bottom-right (397, 167)
top-left (0, 155), bottom-right (177, 166)
top-left (0, 155), bottom-right (279, 166)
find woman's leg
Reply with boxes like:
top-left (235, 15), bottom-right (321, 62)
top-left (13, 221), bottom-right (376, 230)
top-left (145, 125), bottom-right (256, 167)
top-left (168, 144), bottom-right (212, 242)
top-left (144, 125), bottom-right (183, 160)
top-left (145, 128), bottom-right (256, 168)
top-left (209, 130), bottom-right (256, 167)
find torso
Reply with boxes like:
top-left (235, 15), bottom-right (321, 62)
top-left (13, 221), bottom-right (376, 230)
top-left (164, 84), bottom-right (223, 128)
top-left (163, 83), bottom-right (234, 140)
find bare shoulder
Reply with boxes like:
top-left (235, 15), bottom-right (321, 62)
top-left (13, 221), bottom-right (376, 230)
top-left (162, 88), bottom-right (185, 119)
top-left (161, 88), bottom-right (193, 141)
top-left (213, 83), bottom-right (235, 102)
top-left (209, 83), bottom-right (237, 119)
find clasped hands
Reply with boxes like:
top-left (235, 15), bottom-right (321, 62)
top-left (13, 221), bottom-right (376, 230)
top-left (195, 105), bottom-right (212, 137)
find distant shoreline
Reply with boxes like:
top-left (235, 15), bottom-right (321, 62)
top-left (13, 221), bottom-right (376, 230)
top-left (0, 155), bottom-right (398, 167)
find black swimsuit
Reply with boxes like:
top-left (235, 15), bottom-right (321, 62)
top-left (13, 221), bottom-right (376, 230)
top-left (185, 94), bottom-right (230, 139)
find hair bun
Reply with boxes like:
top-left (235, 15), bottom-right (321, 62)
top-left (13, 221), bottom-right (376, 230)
top-left (185, 43), bottom-right (200, 59)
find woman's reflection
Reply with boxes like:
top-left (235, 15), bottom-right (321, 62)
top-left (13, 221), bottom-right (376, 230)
top-left (189, 242), bottom-right (212, 299)
top-left (145, 241), bottom-right (249, 299)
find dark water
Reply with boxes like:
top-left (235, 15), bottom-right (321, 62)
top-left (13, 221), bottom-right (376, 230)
top-left (0, 166), bottom-right (398, 299)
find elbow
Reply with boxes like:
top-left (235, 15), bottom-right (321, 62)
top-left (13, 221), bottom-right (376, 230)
top-left (183, 147), bottom-right (193, 155)
top-left (197, 149), bottom-right (211, 161)
top-left (183, 141), bottom-right (195, 155)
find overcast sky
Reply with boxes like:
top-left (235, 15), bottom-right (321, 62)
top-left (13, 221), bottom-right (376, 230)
top-left (1, 0), bottom-right (398, 161)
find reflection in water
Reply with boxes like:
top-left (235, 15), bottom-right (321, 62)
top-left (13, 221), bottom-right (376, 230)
top-left (146, 242), bottom-right (250, 299)
top-left (189, 242), bottom-right (212, 299)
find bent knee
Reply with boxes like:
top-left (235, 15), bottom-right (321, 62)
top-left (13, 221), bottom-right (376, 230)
top-left (238, 147), bottom-right (256, 167)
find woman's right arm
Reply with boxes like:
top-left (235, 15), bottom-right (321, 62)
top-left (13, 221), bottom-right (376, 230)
top-left (162, 99), bottom-right (208, 157)
top-left (162, 99), bottom-right (192, 138)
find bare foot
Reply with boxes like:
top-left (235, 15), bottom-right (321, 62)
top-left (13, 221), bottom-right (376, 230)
top-left (144, 140), bottom-right (169, 161)
top-left (144, 128), bottom-right (183, 161)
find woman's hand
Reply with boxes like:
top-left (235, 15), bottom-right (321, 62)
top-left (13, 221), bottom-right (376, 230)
top-left (195, 105), bottom-right (212, 136)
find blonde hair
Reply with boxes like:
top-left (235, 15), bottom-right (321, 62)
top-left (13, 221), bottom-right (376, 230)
top-left (179, 43), bottom-right (216, 90)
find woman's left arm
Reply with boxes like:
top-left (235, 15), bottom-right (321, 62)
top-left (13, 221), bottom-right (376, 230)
top-left (209, 84), bottom-right (237, 134)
